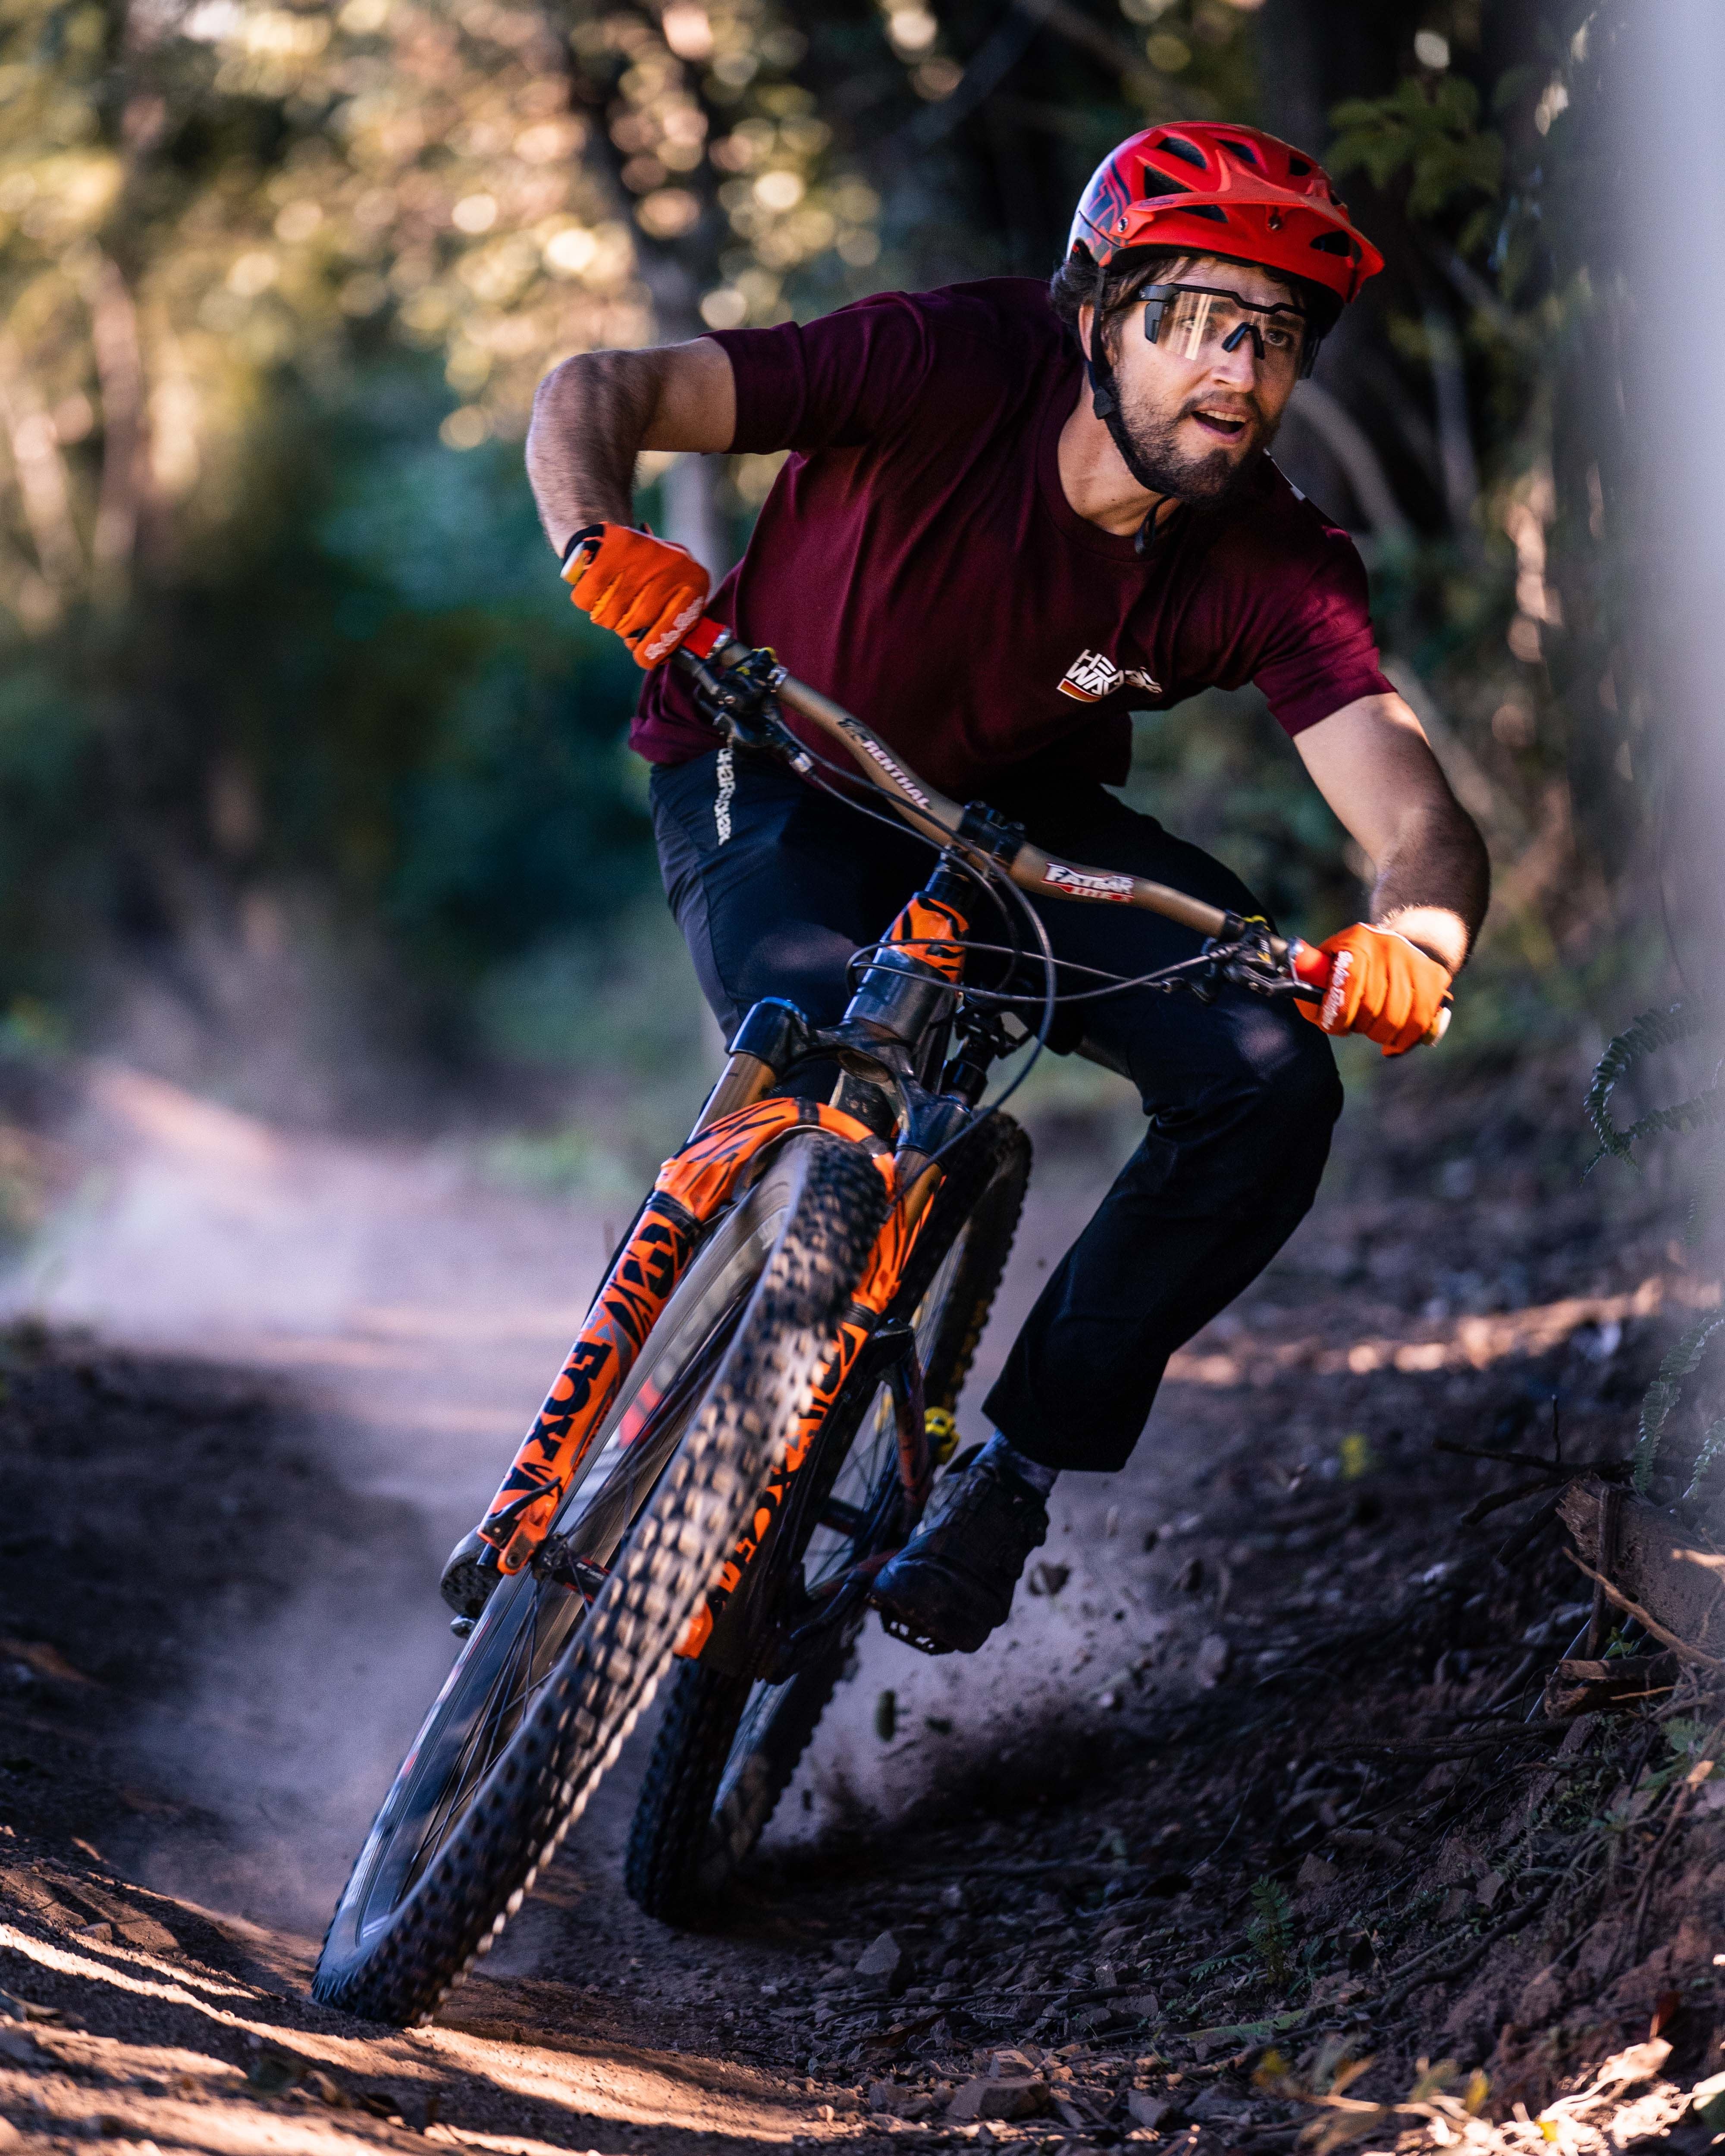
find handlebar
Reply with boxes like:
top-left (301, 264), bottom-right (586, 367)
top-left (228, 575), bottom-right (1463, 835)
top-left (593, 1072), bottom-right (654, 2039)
top-left (674, 617), bottom-right (1449, 1045)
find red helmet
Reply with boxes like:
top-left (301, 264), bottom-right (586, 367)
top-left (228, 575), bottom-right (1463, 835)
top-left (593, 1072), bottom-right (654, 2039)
top-left (1067, 122), bottom-right (1384, 307)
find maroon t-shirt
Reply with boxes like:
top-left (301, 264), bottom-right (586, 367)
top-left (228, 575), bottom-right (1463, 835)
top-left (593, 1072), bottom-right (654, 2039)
top-left (632, 278), bottom-right (1392, 795)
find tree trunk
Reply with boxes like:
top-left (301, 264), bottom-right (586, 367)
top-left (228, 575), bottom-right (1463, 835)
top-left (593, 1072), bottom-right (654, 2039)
top-left (85, 253), bottom-right (150, 582)
top-left (0, 332), bottom-right (84, 609)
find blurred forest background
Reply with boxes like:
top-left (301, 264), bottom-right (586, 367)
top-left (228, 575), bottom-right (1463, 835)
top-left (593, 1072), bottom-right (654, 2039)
top-left (0, 0), bottom-right (1662, 1203)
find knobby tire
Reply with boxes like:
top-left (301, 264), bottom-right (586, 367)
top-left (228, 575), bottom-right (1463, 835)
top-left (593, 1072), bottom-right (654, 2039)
top-left (623, 1114), bottom-right (1032, 1924)
top-left (310, 1132), bottom-right (888, 2025)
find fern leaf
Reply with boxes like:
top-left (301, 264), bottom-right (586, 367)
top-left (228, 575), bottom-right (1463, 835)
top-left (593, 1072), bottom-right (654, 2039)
top-left (1634, 1311), bottom-right (1725, 1493)
top-left (1614, 1085), bottom-right (1725, 1158)
top-left (1584, 1001), bottom-right (1710, 1170)
top-left (1683, 1416), bottom-right (1725, 1504)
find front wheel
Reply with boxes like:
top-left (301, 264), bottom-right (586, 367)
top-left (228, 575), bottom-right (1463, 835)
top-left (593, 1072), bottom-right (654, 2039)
top-left (624, 1114), bottom-right (1032, 1924)
top-left (311, 1131), bottom-right (888, 2025)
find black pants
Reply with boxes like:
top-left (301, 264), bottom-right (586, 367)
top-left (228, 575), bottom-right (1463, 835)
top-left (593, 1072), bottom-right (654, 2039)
top-left (650, 750), bottom-right (1342, 1474)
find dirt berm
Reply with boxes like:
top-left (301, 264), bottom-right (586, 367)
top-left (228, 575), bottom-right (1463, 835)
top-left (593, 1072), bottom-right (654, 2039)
top-left (0, 1052), bottom-right (1720, 2156)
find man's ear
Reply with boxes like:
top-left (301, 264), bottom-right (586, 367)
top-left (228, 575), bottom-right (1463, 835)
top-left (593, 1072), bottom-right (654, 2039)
top-left (1077, 301), bottom-right (1095, 364)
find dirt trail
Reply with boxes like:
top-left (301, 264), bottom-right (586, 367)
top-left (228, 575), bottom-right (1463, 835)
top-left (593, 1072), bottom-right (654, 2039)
top-left (0, 1053), bottom-right (1722, 2156)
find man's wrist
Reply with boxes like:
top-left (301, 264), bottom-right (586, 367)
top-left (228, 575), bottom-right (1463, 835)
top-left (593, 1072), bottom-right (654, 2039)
top-left (549, 505), bottom-right (636, 557)
top-left (1371, 904), bottom-right (1467, 975)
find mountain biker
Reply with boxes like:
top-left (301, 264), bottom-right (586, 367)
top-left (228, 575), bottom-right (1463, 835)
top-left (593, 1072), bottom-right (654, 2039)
top-left (524, 122), bottom-right (1489, 1657)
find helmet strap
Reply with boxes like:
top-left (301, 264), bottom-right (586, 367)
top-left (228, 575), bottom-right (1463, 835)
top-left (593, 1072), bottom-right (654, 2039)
top-left (1085, 345), bottom-right (1169, 500)
top-left (1087, 263), bottom-right (1180, 500)
top-left (1084, 353), bottom-right (1117, 422)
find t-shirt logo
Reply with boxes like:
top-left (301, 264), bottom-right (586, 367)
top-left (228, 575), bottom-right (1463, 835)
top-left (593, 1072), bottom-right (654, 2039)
top-left (1057, 649), bottom-right (1162, 703)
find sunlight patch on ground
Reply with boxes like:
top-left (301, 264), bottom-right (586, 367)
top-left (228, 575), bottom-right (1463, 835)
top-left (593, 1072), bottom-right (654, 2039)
top-left (418, 2026), bottom-right (807, 2138)
top-left (1166, 1272), bottom-right (1719, 1387)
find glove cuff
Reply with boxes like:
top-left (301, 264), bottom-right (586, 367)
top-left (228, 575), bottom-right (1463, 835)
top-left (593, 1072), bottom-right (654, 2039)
top-left (560, 522), bottom-right (605, 566)
top-left (1368, 924), bottom-right (1453, 978)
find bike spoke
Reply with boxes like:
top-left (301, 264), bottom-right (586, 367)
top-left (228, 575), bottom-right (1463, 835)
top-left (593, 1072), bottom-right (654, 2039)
top-left (404, 1594), bottom-right (554, 1890)
top-left (376, 1283), bottom-right (758, 1915)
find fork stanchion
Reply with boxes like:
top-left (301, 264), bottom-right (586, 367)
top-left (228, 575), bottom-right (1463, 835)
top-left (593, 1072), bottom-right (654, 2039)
top-left (687, 1052), bottom-right (778, 1138)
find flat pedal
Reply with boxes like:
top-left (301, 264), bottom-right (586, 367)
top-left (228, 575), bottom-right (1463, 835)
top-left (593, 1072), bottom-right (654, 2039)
top-left (876, 1608), bottom-right (955, 1657)
top-left (440, 1527), bottom-right (501, 1633)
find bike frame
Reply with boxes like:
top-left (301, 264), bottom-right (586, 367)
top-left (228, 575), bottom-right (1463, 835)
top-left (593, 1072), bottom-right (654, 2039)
top-left (467, 615), bottom-right (1409, 1667)
top-left (471, 872), bottom-right (982, 1653)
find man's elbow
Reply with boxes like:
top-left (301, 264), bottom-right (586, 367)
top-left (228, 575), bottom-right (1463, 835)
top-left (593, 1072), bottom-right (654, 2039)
top-left (532, 348), bottom-right (643, 421)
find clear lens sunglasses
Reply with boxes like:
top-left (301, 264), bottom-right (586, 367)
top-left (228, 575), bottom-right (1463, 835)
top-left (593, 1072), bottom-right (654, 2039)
top-left (1138, 282), bottom-right (1315, 379)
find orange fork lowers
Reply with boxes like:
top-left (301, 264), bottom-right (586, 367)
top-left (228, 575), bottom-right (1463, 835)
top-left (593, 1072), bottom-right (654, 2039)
top-left (477, 1096), bottom-right (895, 1577)
top-left (673, 1176), bottom-right (930, 1659)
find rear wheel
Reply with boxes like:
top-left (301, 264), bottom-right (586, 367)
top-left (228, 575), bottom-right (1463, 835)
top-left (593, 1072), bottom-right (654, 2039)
top-left (311, 1132), bottom-right (887, 2024)
top-left (624, 1115), bottom-right (1031, 1924)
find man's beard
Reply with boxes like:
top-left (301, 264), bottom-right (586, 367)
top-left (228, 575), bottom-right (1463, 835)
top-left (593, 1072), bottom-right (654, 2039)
top-left (1107, 386), bottom-right (1279, 506)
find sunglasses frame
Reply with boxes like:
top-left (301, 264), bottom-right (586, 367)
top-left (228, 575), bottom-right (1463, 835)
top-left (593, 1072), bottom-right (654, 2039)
top-left (1137, 280), bottom-right (1319, 381)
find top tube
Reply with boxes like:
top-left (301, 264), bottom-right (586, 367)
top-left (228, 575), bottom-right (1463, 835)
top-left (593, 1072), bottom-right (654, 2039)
top-left (678, 618), bottom-right (1276, 951)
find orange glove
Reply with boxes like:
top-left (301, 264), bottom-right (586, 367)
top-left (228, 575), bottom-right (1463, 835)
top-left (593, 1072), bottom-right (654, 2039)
top-left (561, 523), bottom-right (709, 669)
top-left (1296, 922), bottom-right (1452, 1056)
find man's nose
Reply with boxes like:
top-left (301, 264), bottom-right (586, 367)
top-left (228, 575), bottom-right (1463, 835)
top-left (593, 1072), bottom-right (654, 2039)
top-left (1207, 333), bottom-right (1262, 389)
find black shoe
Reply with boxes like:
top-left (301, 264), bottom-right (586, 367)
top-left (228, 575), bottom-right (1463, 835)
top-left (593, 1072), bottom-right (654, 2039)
top-left (871, 1458), bottom-right (1049, 1655)
top-left (439, 1528), bottom-right (501, 1635)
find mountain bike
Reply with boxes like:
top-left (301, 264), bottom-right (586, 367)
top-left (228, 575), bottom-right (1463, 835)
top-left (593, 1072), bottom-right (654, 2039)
top-left (310, 615), bottom-right (1399, 2027)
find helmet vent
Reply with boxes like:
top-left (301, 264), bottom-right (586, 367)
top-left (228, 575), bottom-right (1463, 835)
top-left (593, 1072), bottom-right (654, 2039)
top-left (1160, 135), bottom-right (1208, 170)
top-left (1219, 138), bottom-right (1261, 165)
top-left (1287, 157), bottom-right (1312, 176)
top-left (1188, 204), bottom-right (1227, 222)
top-left (1310, 230), bottom-right (1356, 256)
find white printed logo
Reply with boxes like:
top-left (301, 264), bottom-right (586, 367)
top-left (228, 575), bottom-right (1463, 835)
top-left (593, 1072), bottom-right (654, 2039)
top-left (642, 594), bottom-right (707, 666)
top-left (1041, 862), bottom-right (1135, 902)
top-left (838, 721), bottom-right (935, 810)
top-left (1056, 649), bottom-right (1163, 703)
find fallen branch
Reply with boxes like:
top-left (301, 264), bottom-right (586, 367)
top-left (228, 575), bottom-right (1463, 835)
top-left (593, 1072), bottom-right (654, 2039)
top-left (1333, 1733), bottom-right (1557, 1761)
top-left (1564, 1553), bottom-right (1725, 1672)
top-left (1560, 1478), bottom-right (1725, 1655)
top-left (1435, 1439), bottom-right (1614, 1475)
top-left (1543, 1654), bottom-right (1680, 1718)
top-left (1494, 1494), bottom-right (1565, 1569)
top-left (1461, 1476), bottom-right (1562, 1526)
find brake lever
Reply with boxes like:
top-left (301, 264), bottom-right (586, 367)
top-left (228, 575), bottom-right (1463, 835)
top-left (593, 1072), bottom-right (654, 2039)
top-left (675, 632), bottom-right (815, 769)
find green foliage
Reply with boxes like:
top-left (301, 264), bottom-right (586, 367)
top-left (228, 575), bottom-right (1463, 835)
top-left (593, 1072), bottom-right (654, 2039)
top-left (0, 359), bottom-right (656, 1056)
top-left (1685, 1418), bottom-right (1725, 1507)
top-left (1634, 1312), bottom-right (1725, 1497)
top-left (1584, 1002), bottom-right (1716, 1169)
top-left (1245, 1875), bottom-right (1294, 1990)
top-left (1329, 77), bottom-right (1505, 238)
top-left (1585, 1002), bottom-right (1725, 1498)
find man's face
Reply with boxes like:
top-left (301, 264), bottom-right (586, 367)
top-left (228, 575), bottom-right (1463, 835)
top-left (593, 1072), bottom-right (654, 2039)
top-left (1084, 255), bottom-right (1305, 504)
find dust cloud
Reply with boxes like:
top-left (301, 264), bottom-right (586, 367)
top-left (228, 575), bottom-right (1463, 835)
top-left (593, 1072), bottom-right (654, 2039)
top-left (0, 1052), bottom-right (1148, 1930)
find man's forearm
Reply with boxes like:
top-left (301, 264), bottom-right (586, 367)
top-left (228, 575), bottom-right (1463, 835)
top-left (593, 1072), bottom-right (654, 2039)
top-left (526, 352), bottom-right (660, 556)
top-left (1370, 803), bottom-right (1490, 975)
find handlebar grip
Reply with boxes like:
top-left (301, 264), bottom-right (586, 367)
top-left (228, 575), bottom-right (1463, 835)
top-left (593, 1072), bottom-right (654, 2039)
top-left (680, 616), bottom-right (731, 663)
top-left (1285, 940), bottom-right (1331, 990)
top-left (1282, 940), bottom-right (1452, 1047)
